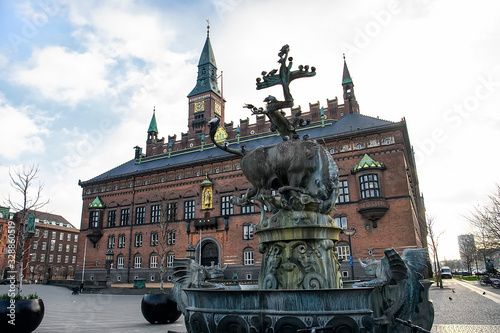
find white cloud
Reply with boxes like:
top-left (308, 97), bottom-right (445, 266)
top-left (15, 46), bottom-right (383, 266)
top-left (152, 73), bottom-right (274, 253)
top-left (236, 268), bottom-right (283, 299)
top-left (11, 46), bottom-right (112, 104)
top-left (0, 95), bottom-right (51, 160)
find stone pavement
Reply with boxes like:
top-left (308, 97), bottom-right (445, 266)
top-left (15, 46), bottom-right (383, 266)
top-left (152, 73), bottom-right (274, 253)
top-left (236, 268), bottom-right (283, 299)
top-left (2, 278), bottom-right (500, 332)
top-left (431, 278), bottom-right (500, 333)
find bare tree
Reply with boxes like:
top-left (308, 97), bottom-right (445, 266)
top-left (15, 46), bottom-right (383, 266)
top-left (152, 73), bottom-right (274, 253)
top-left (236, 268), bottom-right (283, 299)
top-left (458, 234), bottom-right (476, 273)
top-left (4, 164), bottom-right (49, 294)
top-left (426, 214), bottom-right (444, 288)
top-left (466, 184), bottom-right (500, 273)
top-left (153, 191), bottom-right (177, 292)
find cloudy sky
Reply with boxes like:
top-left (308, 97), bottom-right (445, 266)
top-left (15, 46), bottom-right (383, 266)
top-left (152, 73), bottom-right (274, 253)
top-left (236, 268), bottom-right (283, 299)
top-left (1, 0), bottom-right (499, 260)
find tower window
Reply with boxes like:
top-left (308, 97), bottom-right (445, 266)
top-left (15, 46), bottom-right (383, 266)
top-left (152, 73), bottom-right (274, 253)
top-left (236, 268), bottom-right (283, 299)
top-left (336, 180), bottom-right (350, 204)
top-left (221, 196), bottom-right (234, 216)
top-left (359, 174), bottom-right (381, 199)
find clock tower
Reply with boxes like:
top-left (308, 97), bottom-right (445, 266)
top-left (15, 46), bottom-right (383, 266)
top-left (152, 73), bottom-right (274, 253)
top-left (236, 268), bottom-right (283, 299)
top-left (187, 25), bottom-right (224, 139)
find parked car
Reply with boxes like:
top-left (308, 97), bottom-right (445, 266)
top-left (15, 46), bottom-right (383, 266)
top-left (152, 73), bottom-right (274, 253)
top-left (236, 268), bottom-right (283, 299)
top-left (440, 266), bottom-right (453, 279)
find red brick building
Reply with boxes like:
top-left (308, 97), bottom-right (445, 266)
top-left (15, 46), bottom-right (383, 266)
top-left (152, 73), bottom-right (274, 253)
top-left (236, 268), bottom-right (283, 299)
top-left (76, 32), bottom-right (427, 284)
top-left (0, 206), bottom-right (14, 280)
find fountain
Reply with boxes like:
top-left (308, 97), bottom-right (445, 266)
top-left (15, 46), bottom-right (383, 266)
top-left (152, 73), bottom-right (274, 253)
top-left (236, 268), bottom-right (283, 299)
top-left (173, 45), bottom-right (433, 333)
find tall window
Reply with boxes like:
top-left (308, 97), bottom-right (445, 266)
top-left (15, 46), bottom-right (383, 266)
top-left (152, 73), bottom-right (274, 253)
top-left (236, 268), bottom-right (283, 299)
top-left (168, 232), bottom-right (175, 245)
top-left (243, 224), bottom-right (254, 240)
top-left (167, 202), bottom-right (177, 222)
top-left (66, 244), bottom-right (70, 252)
top-left (135, 233), bottom-right (143, 247)
top-left (244, 248), bottom-right (254, 265)
top-left (60, 232), bottom-right (64, 240)
top-left (35, 229), bottom-right (40, 237)
top-left (134, 254), bottom-right (142, 268)
top-left (241, 204), bottom-right (255, 214)
top-left (52, 231), bottom-right (56, 239)
top-left (67, 233), bottom-right (71, 241)
top-left (74, 234), bottom-right (78, 242)
top-left (117, 255), bottom-right (124, 269)
top-left (42, 242), bottom-right (47, 250)
top-left (167, 252), bottom-right (175, 268)
top-left (150, 253), bottom-right (158, 268)
top-left (90, 211), bottom-right (100, 228)
top-left (359, 174), bottom-right (380, 199)
top-left (40, 254), bottom-right (45, 262)
top-left (334, 215), bottom-right (348, 229)
top-left (151, 232), bottom-right (158, 246)
top-left (336, 243), bottom-right (350, 261)
top-left (108, 235), bottom-right (115, 249)
top-left (184, 200), bottom-right (195, 219)
top-left (221, 196), bottom-right (234, 216)
top-left (118, 234), bottom-right (126, 248)
top-left (107, 210), bottom-right (117, 227)
top-left (120, 208), bottom-right (130, 226)
top-left (33, 241), bottom-right (38, 250)
top-left (73, 245), bottom-right (77, 253)
top-left (336, 180), bottom-right (350, 203)
top-left (43, 230), bottom-right (48, 238)
top-left (135, 206), bottom-right (145, 224)
top-left (58, 244), bottom-right (63, 251)
top-left (151, 204), bottom-right (161, 223)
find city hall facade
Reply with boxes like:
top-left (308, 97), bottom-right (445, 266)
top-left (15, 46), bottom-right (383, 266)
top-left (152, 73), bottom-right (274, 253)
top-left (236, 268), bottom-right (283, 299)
top-left (75, 31), bottom-right (427, 284)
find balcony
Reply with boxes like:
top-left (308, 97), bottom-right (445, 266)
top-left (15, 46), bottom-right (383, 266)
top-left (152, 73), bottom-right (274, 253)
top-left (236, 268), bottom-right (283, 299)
top-left (194, 217), bottom-right (217, 230)
top-left (357, 198), bottom-right (389, 228)
top-left (86, 227), bottom-right (103, 247)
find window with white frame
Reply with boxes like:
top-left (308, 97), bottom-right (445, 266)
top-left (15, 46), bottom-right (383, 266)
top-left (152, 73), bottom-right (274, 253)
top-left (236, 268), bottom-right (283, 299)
top-left (60, 232), bottom-right (64, 240)
top-left (134, 254), bottom-right (142, 268)
top-left (58, 244), bottom-right (63, 251)
top-left (150, 204), bottom-right (161, 223)
top-left (35, 229), bottom-right (40, 237)
top-left (33, 241), bottom-right (38, 250)
top-left (118, 234), bottom-right (126, 248)
top-left (151, 232), bottom-right (158, 246)
top-left (168, 231), bottom-right (175, 245)
top-left (221, 196), bottom-right (234, 216)
top-left (359, 174), bottom-right (381, 199)
top-left (336, 180), bottom-right (350, 204)
top-left (135, 206), bottom-right (146, 224)
top-left (50, 242), bottom-right (55, 251)
top-left (66, 244), bottom-right (70, 252)
top-left (49, 254), bottom-right (53, 263)
top-left (336, 243), bottom-right (350, 261)
top-left (44, 230), bottom-right (48, 238)
top-left (40, 254), bottom-right (45, 262)
top-left (135, 233), bottom-right (143, 247)
top-left (334, 215), bottom-right (348, 229)
top-left (31, 253), bottom-right (36, 261)
top-left (117, 255), bottom-right (124, 269)
top-left (67, 233), bottom-right (71, 241)
top-left (72, 256), bottom-right (76, 264)
top-left (184, 200), bottom-right (195, 219)
top-left (167, 252), bottom-right (175, 268)
top-left (65, 255), bottom-right (69, 263)
top-left (241, 204), bottom-right (255, 214)
top-left (150, 254), bottom-right (158, 268)
top-left (73, 245), bottom-right (77, 253)
top-left (243, 224), bottom-right (254, 240)
top-left (42, 242), bottom-right (47, 250)
top-left (52, 231), bottom-right (57, 239)
top-left (90, 211), bottom-right (100, 228)
top-left (108, 235), bottom-right (115, 249)
top-left (74, 234), bottom-right (78, 242)
top-left (244, 248), bottom-right (254, 265)
top-left (120, 208), bottom-right (130, 226)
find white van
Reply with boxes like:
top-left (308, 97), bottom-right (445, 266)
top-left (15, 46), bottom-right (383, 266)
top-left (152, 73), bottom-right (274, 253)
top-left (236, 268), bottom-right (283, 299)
top-left (440, 266), bottom-right (452, 279)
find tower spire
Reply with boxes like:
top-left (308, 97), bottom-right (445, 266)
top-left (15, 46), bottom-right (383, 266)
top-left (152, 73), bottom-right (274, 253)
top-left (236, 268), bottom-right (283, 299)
top-left (342, 55), bottom-right (359, 114)
top-left (147, 106), bottom-right (159, 144)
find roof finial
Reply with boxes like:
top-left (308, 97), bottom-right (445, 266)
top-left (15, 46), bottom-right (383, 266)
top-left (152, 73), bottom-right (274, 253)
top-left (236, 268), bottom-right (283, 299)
top-left (206, 19), bottom-right (210, 35)
top-left (343, 53), bottom-right (346, 61)
top-left (153, 106), bottom-right (155, 113)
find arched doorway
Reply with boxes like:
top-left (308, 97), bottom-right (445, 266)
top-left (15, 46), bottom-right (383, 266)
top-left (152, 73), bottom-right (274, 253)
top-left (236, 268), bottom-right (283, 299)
top-left (200, 241), bottom-right (219, 266)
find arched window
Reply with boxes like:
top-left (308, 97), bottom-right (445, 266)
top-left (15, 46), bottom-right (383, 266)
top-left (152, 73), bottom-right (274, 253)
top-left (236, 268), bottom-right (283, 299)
top-left (336, 241), bottom-right (350, 261)
top-left (134, 254), bottom-right (142, 268)
top-left (244, 248), bottom-right (254, 266)
top-left (117, 255), bottom-right (125, 269)
top-left (243, 224), bottom-right (254, 240)
top-left (150, 253), bottom-right (158, 268)
top-left (135, 233), bottom-right (143, 247)
top-left (167, 252), bottom-right (175, 268)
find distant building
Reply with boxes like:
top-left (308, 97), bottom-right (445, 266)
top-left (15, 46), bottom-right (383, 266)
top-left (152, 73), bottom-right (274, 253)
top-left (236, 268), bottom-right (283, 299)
top-left (0, 206), bottom-right (14, 279)
top-left (76, 30), bottom-right (428, 284)
top-left (458, 234), bottom-right (476, 272)
top-left (20, 211), bottom-right (80, 282)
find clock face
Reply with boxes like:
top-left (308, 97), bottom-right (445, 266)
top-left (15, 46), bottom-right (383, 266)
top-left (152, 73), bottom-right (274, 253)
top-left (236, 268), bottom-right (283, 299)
top-left (215, 101), bottom-right (221, 116)
top-left (194, 101), bottom-right (204, 113)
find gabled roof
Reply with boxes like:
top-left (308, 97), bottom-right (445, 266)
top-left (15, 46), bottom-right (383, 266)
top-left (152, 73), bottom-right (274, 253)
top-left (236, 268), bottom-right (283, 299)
top-left (80, 113), bottom-right (397, 186)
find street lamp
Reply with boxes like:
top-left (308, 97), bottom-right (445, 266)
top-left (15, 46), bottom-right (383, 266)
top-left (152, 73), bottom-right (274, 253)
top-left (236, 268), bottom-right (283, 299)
top-left (186, 244), bottom-right (196, 260)
top-left (105, 249), bottom-right (114, 280)
top-left (342, 227), bottom-right (357, 280)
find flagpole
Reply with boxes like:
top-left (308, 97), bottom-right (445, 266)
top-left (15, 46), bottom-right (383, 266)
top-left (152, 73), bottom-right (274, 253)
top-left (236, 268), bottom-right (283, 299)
top-left (81, 238), bottom-right (87, 284)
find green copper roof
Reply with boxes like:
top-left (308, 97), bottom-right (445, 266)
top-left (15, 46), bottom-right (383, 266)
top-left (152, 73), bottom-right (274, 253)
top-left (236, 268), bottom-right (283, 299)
top-left (148, 110), bottom-right (158, 133)
top-left (89, 196), bottom-right (105, 208)
top-left (198, 34), bottom-right (217, 67)
top-left (342, 58), bottom-right (353, 85)
top-left (353, 154), bottom-right (385, 173)
top-left (187, 33), bottom-right (221, 98)
top-left (200, 175), bottom-right (212, 186)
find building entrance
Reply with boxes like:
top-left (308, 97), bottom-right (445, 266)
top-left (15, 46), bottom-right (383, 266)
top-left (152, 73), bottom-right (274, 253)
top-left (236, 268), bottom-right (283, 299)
top-left (201, 241), bottom-right (219, 266)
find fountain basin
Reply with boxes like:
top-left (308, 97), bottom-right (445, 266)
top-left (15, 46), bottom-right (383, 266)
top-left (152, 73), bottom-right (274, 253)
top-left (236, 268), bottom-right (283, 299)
top-left (183, 287), bottom-right (375, 332)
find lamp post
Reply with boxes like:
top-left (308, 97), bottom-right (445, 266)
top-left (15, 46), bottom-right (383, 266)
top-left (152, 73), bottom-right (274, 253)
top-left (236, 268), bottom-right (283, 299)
top-left (186, 244), bottom-right (196, 260)
top-left (342, 227), bottom-right (357, 280)
top-left (105, 249), bottom-right (114, 284)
